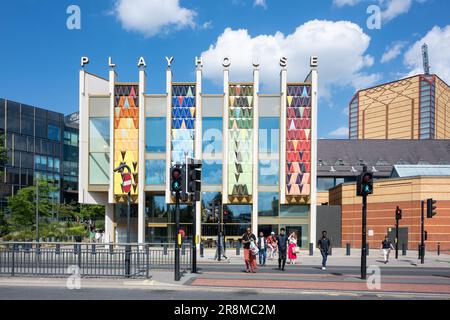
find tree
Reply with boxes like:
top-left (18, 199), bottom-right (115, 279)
top-left (0, 133), bottom-right (7, 167)
top-left (7, 179), bottom-right (53, 232)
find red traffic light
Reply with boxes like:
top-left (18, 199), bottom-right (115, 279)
top-left (172, 168), bottom-right (181, 179)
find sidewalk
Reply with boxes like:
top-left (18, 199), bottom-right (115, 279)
top-left (198, 247), bottom-right (450, 268)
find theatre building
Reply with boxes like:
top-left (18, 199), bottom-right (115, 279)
top-left (78, 56), bottom-right (319, 247)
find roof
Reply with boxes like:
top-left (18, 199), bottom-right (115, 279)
top-left (317, 139), bottom-right (450, 177)
top-left (391, 165), bottom-right (450, 178)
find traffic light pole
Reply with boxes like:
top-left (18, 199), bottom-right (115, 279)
top-left (395, 214), bottom-right (399, 259)
top-left (421, 200), bottom-right (425, 265)
top-left (191, 201), bottom-right (197, 273)
top-left (361, 194), bottom-right (367, 280)
top-left (217, 201), bottom-right (221, 262)
top-left (125, 192), bottom-right (131, 278)
top-left (175, 191), bottom-right (181, 281)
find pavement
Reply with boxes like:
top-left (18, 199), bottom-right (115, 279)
top-left (1, 248), bottom-right (449, 300)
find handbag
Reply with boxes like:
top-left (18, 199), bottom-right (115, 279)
top-left (294, 247), bottom-right (301, 254)
top-left (250, 240), bottom-right (259, 256)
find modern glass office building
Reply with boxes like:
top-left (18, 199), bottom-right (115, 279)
top-left (0, 99), bottom-right (79, 211)
top-left (78, 57), bottom-right (319, 247)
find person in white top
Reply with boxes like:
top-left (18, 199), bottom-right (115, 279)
top-left (288, 232), bottom-right (298, 265)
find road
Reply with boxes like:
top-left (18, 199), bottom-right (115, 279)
top-left (1, 264), bottom-right (449, 300)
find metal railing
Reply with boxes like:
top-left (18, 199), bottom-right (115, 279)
top-left (0, 242), bottom-right (191, 278)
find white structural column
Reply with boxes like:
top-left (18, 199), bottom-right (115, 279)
top-left (222, 66), bottom-right (230, 204)
top-left (279, 67), bottom-right (287, 204)
top-left (309, 57), bottom-right (319, 249)
top-left (105, 203), bottom-right (115, 243)
top-left (78, 69), bottom-right (87, 204)
top-left (195, 63), bottom-right (202, 248)
top-left (138, 66), bottom-right (146, 244)
top-left (252, 66), bottom-right (259, 235)
top-left (108, 66), bottom-right (116, 204)
top-left (165, 67), bottom-right (173, 204)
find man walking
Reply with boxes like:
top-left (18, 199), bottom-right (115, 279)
top-left (381, 236), bottom-right (395, 264)
top-left (318, 231), bottom-right (331, 270)
top-left (257, 231), bottom-right (267, 266)
top-left (276, 228), bottom-right (289, 271)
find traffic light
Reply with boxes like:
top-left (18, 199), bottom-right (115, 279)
top-left (357, 169), bottom-right (373, 196)
top-left (395, 206), bottom-right (402, 221)
top-left (427, 198), bottom-right (437, 218)
top-left (186, 157), bottom-right (202, 202)
top-left (170, 165), bottom-right (183, 192)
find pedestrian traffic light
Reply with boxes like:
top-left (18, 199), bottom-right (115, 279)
top-left (357, 168), bottom-right (373, 197)
top-left (170, 165), bottom-right (183, 192)
top-left (427, 198), bottom-right (437, 218)
top-left (186, 157), bottom-right (202, 202)
top-left (395, 206), bottom-right (402, 221)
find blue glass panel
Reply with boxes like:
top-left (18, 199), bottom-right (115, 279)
top-left (145, 117), bottom-right (166, 153)
top-left (145, 159), bottom-right (166, 185)
top-left (258, 160), bottom-right (279, 185)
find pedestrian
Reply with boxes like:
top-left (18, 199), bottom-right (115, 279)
top-left (317, 231), bottom-right (332, 270)
top-left (257, 231), bottom-right (267, 266)
top-left (380, 236), bottom-right (395, 264)
top-left (276, 228), bottom-right (289, 271)
top-left (242, 227), bottom-right (257, 273)
top-left (288, 232), bottom-right (298, 265)
top-left (214, 231), bottom-right (228, 261)
top-left (267, 232), bottom-right (277, 259)
top-left (95, 229), bottom-right (101, 243)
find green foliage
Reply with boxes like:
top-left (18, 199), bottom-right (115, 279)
top-left (0, 134), bottom-right (7, 167)
top-left (80, 204), bottom-right (105, 221)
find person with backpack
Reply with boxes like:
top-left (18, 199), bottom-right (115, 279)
top-left (318, 231), bottom-right (332, 270)
top-left (276, 228), bottom-right (289, 271)
top-left (242, 227), bottom-right (257, 273)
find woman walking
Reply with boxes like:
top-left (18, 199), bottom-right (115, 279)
top-left (288, 232), bottom-right (298, 265)
top-left (242, 227), bottom-right (257, 273)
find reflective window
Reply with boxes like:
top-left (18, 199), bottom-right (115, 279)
top-left (201, 192), bottom-right (222, 223)
top-left (223, 205), bottom-right (252, 224)
top-left (317, 177), bottom-right (335, 191)
top-left (202, 161), bottom-right (222, 185)
top-left (145, 159), bottom-right (166, 185)
top-left (258, 192), bottom-right (279, 217)
top-left (202, 117), bottom-right (222, 155)
top-left (6, 101), bottom-right (20, 133)
top-left (259, 117), bottom-right (279, 156)
top-left (259, 160), bottom-right (279, 185)
top-left (280, 205), bottom-right (309, 218)
top-left (89, 118), bottom-right (110, 184)
top-left (145, 117), bottom-right (166, 153)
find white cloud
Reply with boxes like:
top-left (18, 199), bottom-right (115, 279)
top-left (113, 0), bottom-right (197, 37)
top-left (200, 20), bottom-right (379, 97)
top-left (333, 0), bottom-right (362, 7)
top-left (381, 42), bottom-right (407, 63)
top-left (328, 127), bottom-right (349, 138)
top-left (334, 0), bottom-right (427, 23)
top-left (404, 25), bottom-right (450, 83)
top-left (254, 0), bottom-right (267, 9)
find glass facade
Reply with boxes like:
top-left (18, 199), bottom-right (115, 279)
top-left (419, 76), bottom-right (436, 139)
top-left (145, 159), bottom-right (166, 185)
top-left (202, 117), bottom-right (222, 155)
top-left (349, 95), bottom-right (359, 140)
top-left (258, 192), bottom-right (279, 217)
top-left (0, 100), bottom-right (74, 210)
top-left (89, 117), bottom-right (109, 185)
top-left (145, 117), bottom-right (166, 153)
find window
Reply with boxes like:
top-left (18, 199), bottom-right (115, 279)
top-left (202, 161), bottom-right (222, 185)
top-left (145, 159), bottom-right (166, 185)
top-left (201, 192), bottom-right (222, 223)
top-left (202, 117), bottom-right (222, 155)
top-left (259, 160), bottom-right (279, 185)
top-left (280, 205), bottom-right (308, 217)
top-left (145, 117), bottom-right (166, 153)
top-left (223, 205), bottom-right (252, 224)
top-left (259, 117), bottom-right (279, 156)
top-left (89, 118), bottom-right (110, 184)
top-left (6, 101), bottom-right (20, 133)
top-left (258, 192), bottom-right (279, 217)
top-left (317, 177), bottom-right (335, 191)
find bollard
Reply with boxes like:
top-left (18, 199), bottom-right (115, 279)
top-left (418, 244), bottom-right (421, 259)
top-left (438, 242), bottom-right (441, 256)
top-left (200, 241), bottom-right (204, 258)
top-left (402, 243), bottom-right (406, 256)
top-left (366, 243), bottom-right (369, 256)
top-left (56, 244), bottom-right (61, 255)
top-left (236, 241), bottom-right (241, 256)
top-left (181, 243), bottom-right (186, 256)
top-left (309, 243), bottom-right (313, 256)
top-left (163, 244), bottom-right (168, 256)
top-left (346, 243), bottom-right (351, 256)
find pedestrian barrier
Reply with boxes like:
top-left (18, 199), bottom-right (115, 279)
top-left (0, 242), bottom-right (191, 278)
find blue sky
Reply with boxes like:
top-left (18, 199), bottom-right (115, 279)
top-left (0, 0), bottom-right (449, 138)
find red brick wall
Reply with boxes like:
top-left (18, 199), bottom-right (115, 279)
top-left (342, 200), bottom-right (450, 251)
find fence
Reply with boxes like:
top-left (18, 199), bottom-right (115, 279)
top-left (0, 242), bottom-right (191, 278)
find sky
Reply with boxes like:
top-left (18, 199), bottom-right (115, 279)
top-left (0, 0), bottom-right (449, 139)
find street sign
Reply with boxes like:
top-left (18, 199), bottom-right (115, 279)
top-left (121, 172), bottom-right (132, 193)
